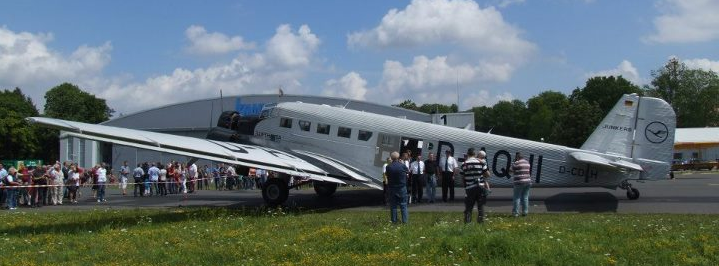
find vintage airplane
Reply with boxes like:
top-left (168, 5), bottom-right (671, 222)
top-left (27, 93), bottom-right (675, 205)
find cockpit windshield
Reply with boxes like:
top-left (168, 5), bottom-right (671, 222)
top-left (259, 103), bottom-right (277, 120)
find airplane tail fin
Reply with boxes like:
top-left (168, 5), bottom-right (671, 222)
top-left (581, 94), bottom-right (676, 179)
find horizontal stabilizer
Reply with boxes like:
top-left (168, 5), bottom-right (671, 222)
top-left (570, 152), bottom-right (643, 172)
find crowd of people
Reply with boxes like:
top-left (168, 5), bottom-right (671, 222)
top-left (0, 160), bottom-right (283, 210)
top-left (383, 148), bottom-right (533, 224)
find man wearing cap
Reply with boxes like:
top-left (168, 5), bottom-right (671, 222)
top-left (440, 149), bottom-right (459, 202)
top-left (461, 148), bottom-right (491, 223)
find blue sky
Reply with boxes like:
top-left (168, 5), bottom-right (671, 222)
top-left (1, 0), bottom-right (718, 115)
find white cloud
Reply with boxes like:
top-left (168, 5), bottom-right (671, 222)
top-left (586, 60), bottom-right (644, 85)
top-left (0, 25), bottom-right (111, 108)
top-left (645, 0), bottom-right (719, 43)
top-left (322, 72), bottom-right (368, 100)
top-left (96, 24), bottom-right (320, 113)
top-left (497, 0), bottom-right (525, 8)
top-left (361, 55), bottom-right (515, 110)
top-left (185, 25), bottom-right (254, 55)
top-left (683, 58), bottom-right (719, 73)
top-left (266, 24), bottom-right (320, 68)
top-left (379, 55), bottom-right (514, 94)
top-left (347, 0), bottom-right (535, 58)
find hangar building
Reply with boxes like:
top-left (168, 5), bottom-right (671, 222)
top-left (673, 127), bottom-right (719, 163)
top-left (59, 94), bottom-right (474, 172)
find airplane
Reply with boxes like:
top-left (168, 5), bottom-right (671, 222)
top-left (27, 93), bottom-right (676, 205)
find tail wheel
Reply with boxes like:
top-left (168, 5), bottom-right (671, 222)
top-left (626, 188), bottom-right (640, 200)
top-left (262, 178), bottom-right (289, 205)
top-left (313, 181), bottom-right (338, 197)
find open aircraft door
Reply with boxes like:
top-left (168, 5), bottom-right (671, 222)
top-left (375, 133), bottom-right (401, 167)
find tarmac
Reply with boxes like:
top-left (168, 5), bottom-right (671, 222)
top-left (6, 171), bottom-right (719, 214)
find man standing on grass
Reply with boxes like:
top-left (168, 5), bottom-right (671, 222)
top-left (386, 151), bottom-right (409, 224)
top-left (511, 153), bottom-right (532, 217)
top-left (461, 148), bottom-right (490, 223)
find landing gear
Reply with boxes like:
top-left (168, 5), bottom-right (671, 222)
top-left (620, 180), bottom-right (640, 200)
top-left (313, 181), bottom-right (337, 197)
top-left (262, 178), bottom-right (289, 206)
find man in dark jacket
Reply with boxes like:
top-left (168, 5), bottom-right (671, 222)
top-left (386, 151), bottom-right (409, 224)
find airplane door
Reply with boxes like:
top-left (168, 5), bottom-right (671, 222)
top-left (375, 133), bottom-right (401, 167)
top-left (400, 137), bottom-right (424, 159)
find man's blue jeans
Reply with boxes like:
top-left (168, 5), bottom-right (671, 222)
top-left (6, 189), bottom-right (17, 209)
top-left (512, 183), bottom-right (531, 216)
top-left (389, 186), bottom-right (408, 224)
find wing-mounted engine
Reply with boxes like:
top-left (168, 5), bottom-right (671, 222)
top-left (206, 111), bottom-right (260, 143)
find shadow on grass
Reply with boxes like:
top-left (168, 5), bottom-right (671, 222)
top-left (0, 206), bottom-right (308, 237)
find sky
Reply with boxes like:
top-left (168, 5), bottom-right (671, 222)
top-left (1, 0), bottom-right (718, 116)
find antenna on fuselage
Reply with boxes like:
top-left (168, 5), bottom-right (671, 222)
top-left (342, 100), bottom-right (351, 108)
top-left (220, 89), bottom-right (224, 113)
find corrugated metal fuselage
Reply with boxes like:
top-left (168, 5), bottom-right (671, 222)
top-left (253, 102), bottom-right (635, 189)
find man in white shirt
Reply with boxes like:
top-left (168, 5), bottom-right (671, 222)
top-left (50, 164), bottom-right (64, 205)
top-left (440, 149), bottom-right (459, 202)
top-left (409, 154), bottom-right (425, 203)
top-left (148, 163), bottom-right (160, 196)
top-left (96, 164), bottom-right (107, 202)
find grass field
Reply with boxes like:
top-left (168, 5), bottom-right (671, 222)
top-left (0, 208), bottom-right (717, 265)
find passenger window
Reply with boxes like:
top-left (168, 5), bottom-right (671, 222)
top-left (338, 127), bottom-right (351, 138)
top-left (299, 120), bottom-right (311, 131)
top-left (358, 130), bottom-right (373, 141)
top-left (280, 117), bottom-right (292, 128)
top-left (317, 123), bottom-right (330, 135)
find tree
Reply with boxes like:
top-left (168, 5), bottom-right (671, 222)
top-left (526, 91), bottom-right (568, 142)
top-left (0, 88), bottom-right (41, 159)
top-left (573, 76), bottom-right (642, 118)
top-left (41, 83), bottom-right (115, 163)
top-left (550, 99), bottom-right (602, 148)
top-left (486, 100), bottom-right (529, 139)
top-left (392, 99), bottom-right (419, 112)
top-left (44, 82), bottom-right (114, 123)
top-left (645, 58), bottom-right (719, 127)
top-left (470, 106), bottom-right (493, 133)
top-left (417, 103), bottom-right (458, 113)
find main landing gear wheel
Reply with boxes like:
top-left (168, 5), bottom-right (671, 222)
top-left (626, 188), bottom-right (640, 200)
top-left (262, 178), bottom-right (289, 206)
top-left (313, 181), bottom-right (338, 197)
top-left (620, 180), bottom-right (640, 200)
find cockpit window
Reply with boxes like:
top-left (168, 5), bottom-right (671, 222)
top-left (358, 130), bottom-right (373, 141)
top-left (317, 123), bottom-right (330, 135)
top-left (299, 120), bottom-right (311, 131)
top-left (280, 117), bottom-right (292, 128)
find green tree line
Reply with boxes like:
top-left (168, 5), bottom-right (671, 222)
top-left (396, 59), bottom-right (719, 148)
top-left (0, 83), bottom-right (113, 162)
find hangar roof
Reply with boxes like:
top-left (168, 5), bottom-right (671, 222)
top-left (103, 94), bottom-right (430, 131)
top-left (674, 127), bottom-right (719, 144)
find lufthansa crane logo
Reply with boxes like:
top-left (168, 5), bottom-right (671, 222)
top-left (645, 121), bottom-right (669, 144)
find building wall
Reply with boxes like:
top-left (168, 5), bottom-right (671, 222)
top-left (674, 145), bottom-right (719, 163)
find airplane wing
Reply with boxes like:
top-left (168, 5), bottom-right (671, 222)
top-left (26, 117), bottom-right (346, 184)
top-left (292, 150), bottom-right (382, 189)
top-left (569, 151), bottom-right (643, 171)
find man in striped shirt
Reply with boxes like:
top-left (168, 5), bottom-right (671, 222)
top-left (461, 148), bottom-right (490, 223)
top-left (511, 153), bottom-right (532, 217)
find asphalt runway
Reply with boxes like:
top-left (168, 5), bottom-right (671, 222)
top-left (8, 171), bottom-right (719, 214)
